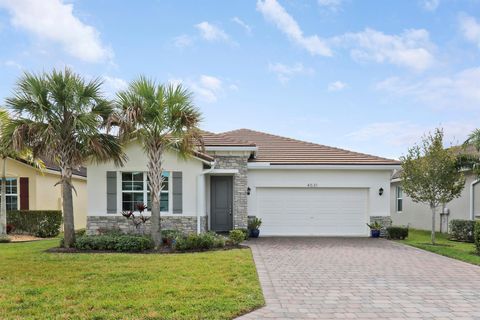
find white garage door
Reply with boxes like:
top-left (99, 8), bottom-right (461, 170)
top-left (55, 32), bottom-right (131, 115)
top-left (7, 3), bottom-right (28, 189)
top-left (256, 187), bottom-right (368, 236)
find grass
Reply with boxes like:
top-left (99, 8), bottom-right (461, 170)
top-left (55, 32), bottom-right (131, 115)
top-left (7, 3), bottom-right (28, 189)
top-left (398, 229), bottom-right (480, 266)
top-left (0, 239), bottom-right (264, 320)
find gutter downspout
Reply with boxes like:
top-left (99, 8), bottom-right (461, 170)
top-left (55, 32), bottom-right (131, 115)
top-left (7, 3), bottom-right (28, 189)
top-left (470, 179), bottom-right (480, 220)
top-left (196, 161), bottom-right (216, 234)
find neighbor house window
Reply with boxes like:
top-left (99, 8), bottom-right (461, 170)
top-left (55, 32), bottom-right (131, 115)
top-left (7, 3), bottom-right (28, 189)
top-left (396, 186), bottom-right (403, 212)
top-left (121, 172), bottom-right (169, 212)
top-left (0, 178), bottom-right (18, 211)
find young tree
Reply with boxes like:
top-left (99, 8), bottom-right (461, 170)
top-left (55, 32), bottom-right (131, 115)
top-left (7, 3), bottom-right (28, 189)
top-left (112, 77), bottom-right (202, 248)
top-left (401, 128), bottom-right (465, 244)
top-left (3, 69), bottom-right (126, 247)
top-left (0, 109), bottom-right (44, 236)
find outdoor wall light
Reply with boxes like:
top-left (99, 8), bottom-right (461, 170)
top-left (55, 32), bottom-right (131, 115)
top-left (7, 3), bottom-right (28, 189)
top-left (378, 187), bottom-right (384, 196)
top-left (247, 187), bottom-right (251, 195)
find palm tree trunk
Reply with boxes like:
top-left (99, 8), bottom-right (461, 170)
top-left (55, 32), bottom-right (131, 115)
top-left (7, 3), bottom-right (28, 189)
top-left (431, 205), bottom-right (436, 245)
top-left (61, 167), bottom-right (75, 248)
top-left (147, 143), bottom-right (164, 249)
top-left (0, 157), bottom-right (7, 236)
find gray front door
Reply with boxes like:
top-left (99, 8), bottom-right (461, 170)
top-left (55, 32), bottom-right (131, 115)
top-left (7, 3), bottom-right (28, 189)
top-left (211, 176), bottom-right (233, 232)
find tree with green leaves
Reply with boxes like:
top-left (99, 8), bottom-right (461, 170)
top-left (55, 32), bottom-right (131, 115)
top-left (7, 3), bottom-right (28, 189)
top-left (112, 77), bottom-right (202, 248)
top-left (3, 69), bottom-right (126, 247)
top-left (456, 129), bottom-right (480, 176)
top-left (0, 109), bottom-right (44, 236)
top-left (401, 128), bottom-right (465, 244)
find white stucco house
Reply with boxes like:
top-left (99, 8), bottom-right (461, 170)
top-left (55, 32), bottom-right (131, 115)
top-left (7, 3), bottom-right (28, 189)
top-left (391, 171), bottom-right (480, 232)
top-left (86, 129), bottom-right (400, 236)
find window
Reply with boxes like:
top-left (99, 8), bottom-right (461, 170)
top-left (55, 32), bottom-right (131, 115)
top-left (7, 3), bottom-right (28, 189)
top-left (121, 172), bottom-right (169, 212)
top-left (0, 178), bottom-right (18, 211)
top-left (396, 186), bottom-right (403, 212)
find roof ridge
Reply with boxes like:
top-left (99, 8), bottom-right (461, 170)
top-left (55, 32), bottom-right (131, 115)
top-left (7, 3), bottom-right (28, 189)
top-left (223, 128), bottom-right (397, 162)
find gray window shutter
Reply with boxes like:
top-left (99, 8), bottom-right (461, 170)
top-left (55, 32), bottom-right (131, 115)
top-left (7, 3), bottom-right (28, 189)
top-left (106, 171), bottom-right (117, 213)
top-left (172, 171), bottom-right (182, 214)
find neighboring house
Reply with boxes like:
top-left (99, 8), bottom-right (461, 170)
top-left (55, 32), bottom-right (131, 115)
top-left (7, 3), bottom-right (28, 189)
top-left (86, 129), bottom-right (400, 236)
top-left (2, 157), bottom-right (87, 229)
top-left (391, 171), bottom-right (480, 232)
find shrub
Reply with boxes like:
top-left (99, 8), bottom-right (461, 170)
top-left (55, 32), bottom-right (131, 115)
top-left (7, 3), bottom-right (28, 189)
top-left (387, 226), bottom-right (409, 240)
top-left (161, 229), bottom-right (182, 242)
top-left (6, 224), bottom-right (15, 234)
top-left (235, 228), bottom-right (248, 240)
top-left (0, 235), bottom-right (11, 243)
top-left (229, 229), bottom-right (246, 245)
top-left (475, 220), bottom-right (480, 255)
top-left (174, 232), bottom-right (225, 251)
top-left (74, 234), bottom-right (154, 252)
top-left (7, 210), bottom-right (62, 238)
top-left (449, 219), bottom-right (475, 242)
top-left (75, 229), bottom-right (86, 236)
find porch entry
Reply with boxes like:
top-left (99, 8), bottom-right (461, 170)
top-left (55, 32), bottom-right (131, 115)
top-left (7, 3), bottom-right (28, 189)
top-left (210, 176), bottom-right (233, 232)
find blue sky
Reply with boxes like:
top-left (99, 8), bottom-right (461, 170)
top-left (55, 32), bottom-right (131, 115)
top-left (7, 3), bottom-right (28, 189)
top-left (0, 0), bottom-right (479, 159)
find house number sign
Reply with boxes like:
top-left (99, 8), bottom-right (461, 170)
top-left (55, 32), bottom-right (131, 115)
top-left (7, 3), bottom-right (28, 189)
top-left (307, 183), bottom-right (318, 188)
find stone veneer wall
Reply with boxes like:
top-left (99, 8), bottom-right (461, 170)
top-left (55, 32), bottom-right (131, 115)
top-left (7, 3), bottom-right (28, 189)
top-left (214, 155), bottom-right (249, 229)
top-left (370, 216), bottom-right (392, 237)
top-left (87, 216), bottom-right (208, 235)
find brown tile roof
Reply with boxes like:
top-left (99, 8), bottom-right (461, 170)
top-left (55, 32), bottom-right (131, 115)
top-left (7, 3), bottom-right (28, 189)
top-left (220, 129), bottom-right (400, 165)
top-left (201, 130), bottom-right (256, 147)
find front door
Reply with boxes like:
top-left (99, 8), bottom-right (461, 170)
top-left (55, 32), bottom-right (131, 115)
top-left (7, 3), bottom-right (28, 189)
top-left (210, 176), bottom-right (233, 232)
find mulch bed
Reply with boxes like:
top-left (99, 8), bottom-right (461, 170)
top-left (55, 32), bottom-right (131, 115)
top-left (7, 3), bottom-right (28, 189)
top-left (7, 234), bottom-right (47, 242)
top-left (46, 244), bottom-right (250, 254)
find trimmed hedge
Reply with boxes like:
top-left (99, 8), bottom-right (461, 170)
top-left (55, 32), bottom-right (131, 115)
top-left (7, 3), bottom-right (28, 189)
top-left (229, 229), bottom-right (246, 245)
top-left (73, 234), bottom-right (154, 252)
top-left (387, 226), bottom-right (409, 240)
top-left (475, 221), bottom-right (480, 255)
top-left (174, 232), bottom-right (226, 251)
top-left (449, 219), bottom-right (475, 243)
top-left (7, 210), bottom-right (62, 238)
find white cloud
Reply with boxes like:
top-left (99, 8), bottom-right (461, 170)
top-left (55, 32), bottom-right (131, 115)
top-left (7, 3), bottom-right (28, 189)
top-left (0, 0), bottom-right (113, 63)
top-left (257, 0), bottom-right (332, 56)
top-left (376, 67), bottom-right (480, 109)
top-left (347, 121), bottom-right (475, 150)
top-left (327, 80), bottom-right (347, 91)
top-left (191, 75), bottom-right (224, 103)
top-left (4, 59), bottom-right (22, 69)
top-left (232, 17), bottom-right (252, 34)
top-left (336, 28), bottom-right (435, 71)
top-left (173, 34), bottom-right (193, 48)
top-left (459, 14), bottom-right (480, 48)
top-left (102, 76), bottom-right (127, 97)
top-left (317, 0), bottom-right (342, 11)
top-left (195, 21), bottom-right (230, 42)
top-left (268, 62), bottom-right (314, 83)
top-left (421, 0), bottom-right (440, 11)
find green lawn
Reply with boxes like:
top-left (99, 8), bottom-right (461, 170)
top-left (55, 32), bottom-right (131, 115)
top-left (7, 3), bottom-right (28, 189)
top-left (0, 239), bottom-right (264, 320)
top-left (398, 229), bottom-right (480, 266)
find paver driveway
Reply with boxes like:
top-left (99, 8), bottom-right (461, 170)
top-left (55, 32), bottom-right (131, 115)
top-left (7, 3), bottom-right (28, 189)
top-left (238, 237), bottom-right (480, 320)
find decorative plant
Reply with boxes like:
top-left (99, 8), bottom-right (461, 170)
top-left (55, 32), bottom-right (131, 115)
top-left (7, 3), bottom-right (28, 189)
top-left (366, 221), bottom-right (382, 230)
top-left (121, 203), bottom-right (151, 235)
top-left (248, 217), bottom-right (262, 230)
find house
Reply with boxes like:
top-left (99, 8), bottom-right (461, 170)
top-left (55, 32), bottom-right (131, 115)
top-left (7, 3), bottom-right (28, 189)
top-left (86, 129), bottom-right (400, 236)
top-left (391, 157), bottom-right (480, 232)
top-left (3, 157), bottom-right (87, 229)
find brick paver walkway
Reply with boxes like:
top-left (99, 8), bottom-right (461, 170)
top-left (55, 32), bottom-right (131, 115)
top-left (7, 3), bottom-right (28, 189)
top-left (238, 237), bottom-right (480, 320)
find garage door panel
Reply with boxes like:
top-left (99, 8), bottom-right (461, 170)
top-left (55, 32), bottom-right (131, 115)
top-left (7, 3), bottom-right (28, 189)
top-left (256, 187), bottom-right (368, 236)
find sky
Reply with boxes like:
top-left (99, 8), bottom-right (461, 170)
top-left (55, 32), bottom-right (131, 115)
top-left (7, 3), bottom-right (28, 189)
top-left (0, 0), bottom-right (479, 160)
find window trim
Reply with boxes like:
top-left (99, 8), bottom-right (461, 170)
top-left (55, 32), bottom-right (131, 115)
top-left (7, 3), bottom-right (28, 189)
top-left (396, 186), bottom-right (403, 213)
top-left (1, 177), bottom-right (19, 211)
top-left (120, 171), bottom-right (171, 214)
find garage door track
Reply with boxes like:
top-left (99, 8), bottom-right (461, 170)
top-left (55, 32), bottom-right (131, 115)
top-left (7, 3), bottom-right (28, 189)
top-left (238, 237), bottom-right (480, 319)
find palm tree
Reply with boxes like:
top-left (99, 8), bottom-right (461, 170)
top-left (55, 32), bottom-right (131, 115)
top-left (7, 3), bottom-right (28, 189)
top-left (113, 77), bottom-right (202, 248)
top-left (3, 69), bottom-right (126, 247)
top-left (0, 109), bottom-right (44, 236)
top-left (458, 129), bottom-right (480, 176)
